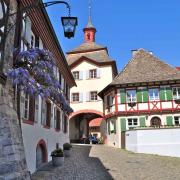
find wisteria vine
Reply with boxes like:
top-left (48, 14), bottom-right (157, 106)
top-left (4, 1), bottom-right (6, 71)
top-left (7, 48), bottom-right (73, 114)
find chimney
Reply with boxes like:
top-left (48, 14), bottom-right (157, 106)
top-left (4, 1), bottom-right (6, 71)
top-left (131, 49), bottom-right (138, 57)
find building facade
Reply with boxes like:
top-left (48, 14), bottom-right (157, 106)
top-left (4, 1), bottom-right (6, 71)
top-left (99, 49), bottom-right (180, 148)
top-left (66, 16), bottom-right (117, 142)
top-left (16, 0), bottom-right (76, 173)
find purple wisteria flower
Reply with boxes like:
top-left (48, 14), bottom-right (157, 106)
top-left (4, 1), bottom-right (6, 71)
top-left (7, 48), bottom-right (73, 114)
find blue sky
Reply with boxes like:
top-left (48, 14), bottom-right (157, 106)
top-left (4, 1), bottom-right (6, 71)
top-left (44, 0), bottom-right (180, 71)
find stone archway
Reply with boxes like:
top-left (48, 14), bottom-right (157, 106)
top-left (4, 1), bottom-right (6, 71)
top-left (36, 139), bottom-right (47, 169)
top-left (150, 117), bottom-right (161, 127)
top-left (69, 110), bottom-right (103, 143)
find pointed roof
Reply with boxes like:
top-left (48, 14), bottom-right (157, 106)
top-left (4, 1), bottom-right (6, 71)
top-left (111, 49), bottom-right (180, 85)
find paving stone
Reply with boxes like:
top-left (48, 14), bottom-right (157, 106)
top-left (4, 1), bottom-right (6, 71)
top-left (32, 145), bottom-right (180, 180)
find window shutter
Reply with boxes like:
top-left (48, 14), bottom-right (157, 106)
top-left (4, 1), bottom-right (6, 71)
top-left (79, 93), bottom-right (83, 102)
top-left (139, 117), bottom-right (146, 127)
top-left (166, 87), bottom-right (173, 101)
top-left (79, 71), bottom-right (83, 80)
top-left (86, 70), bottom-right (89, 79)
top-left (86, 92), bottom-right (90, 101)
top-left (142, 89), bottom-right (148, 103)
top-left (97, 69), bottom-right (101, 78)
top-left (39, 38), bottom-right (43, 49)
top-left (120, 118), bottom-right (126, 132)
top-left (41, 99), bottom-right (46, 125)
top-left (20, 92), bottom-right (25, 119)
top-left (166, 116), bottom-right (173, 126)
top-left (160, 87), bottom-right (166, 101)
top-left (24, 16), bottom-right (32, 44)
top-left (120, 89), bottom-right (126, 104)
top-left (54, 106), bottom-right (57, 129)
top-left (34, 96), bottom-right (39, 123)
top-left (51, 103), bottom-right (53, 128)
top-left (137, 89), bottom-right (142, 103)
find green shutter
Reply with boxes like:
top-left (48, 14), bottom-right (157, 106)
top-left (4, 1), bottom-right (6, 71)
top-left (137, 89), bottom-right (142, 103)
top-left (166, 116), bottom-right (173, 126)
top-left (166, 87), bottom-right (173, 101)
top-left (139, 117), bottom-right (146, 127)
top-left (120, 89), bottom-right (126, 104)
top-left (160, 88), bottom-right (166, 101)
top-left (142, 89), bottom-right (148, 103)
top-left (121, 118), bottom-right (126, 132)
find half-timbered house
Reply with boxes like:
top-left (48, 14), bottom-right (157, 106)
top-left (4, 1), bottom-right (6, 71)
top-left (98, 49), bottom-right (180, 148)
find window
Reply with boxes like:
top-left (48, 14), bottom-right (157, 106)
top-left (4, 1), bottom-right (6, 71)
top-left (172, 87), bottom-right (180, 100)
top-left (90, 91), bottom-right (98, 101)
top-left (73, 71), bottom-right (79, 80)
top-left (89, 69), bottom-right (97, 79)
top-left (174, 116), bottom-right (180, 125)
top-left (72, 93), bottom-right (79, 102)
top-left (63, 114), bottom-right (68, 133)
top-left (149, 88), bottom-right (159, 101)
top-left (108, 119), bottom-right (116, 134)
top-left (45, 101), bottom-right (51, 127)
top-left (56, 109), bottom-right (61, 130)
top-left (128, 118), bottom-right (138, 127)
top-left (126, 90), bottom-right (136, 102)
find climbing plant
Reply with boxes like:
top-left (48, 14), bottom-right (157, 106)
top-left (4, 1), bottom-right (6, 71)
top-left (7, 48), bottom-right (73, 114)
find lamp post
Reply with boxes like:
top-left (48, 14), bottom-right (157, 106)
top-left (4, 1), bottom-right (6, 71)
top-left (0, 0), bottom-right (78, 82)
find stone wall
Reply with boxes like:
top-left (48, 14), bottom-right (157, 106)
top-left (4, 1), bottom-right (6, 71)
top-left (0, 0), bottom-right (30, 179)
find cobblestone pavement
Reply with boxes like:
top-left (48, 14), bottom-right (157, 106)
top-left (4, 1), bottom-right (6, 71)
top-left (32, 145), bottom-right (180, 180)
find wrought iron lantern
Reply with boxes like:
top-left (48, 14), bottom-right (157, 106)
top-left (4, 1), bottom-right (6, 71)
top-left (61, 16), bottom-right (78, 38)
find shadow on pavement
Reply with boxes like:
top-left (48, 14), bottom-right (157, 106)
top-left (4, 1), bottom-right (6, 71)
top-left (32, 145), bottom-right (113, 180)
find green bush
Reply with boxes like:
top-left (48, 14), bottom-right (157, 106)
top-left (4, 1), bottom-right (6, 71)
top-left (63, 143), bottom-right (72, 150)
top-left (51, 148), bottom-right (64, 157)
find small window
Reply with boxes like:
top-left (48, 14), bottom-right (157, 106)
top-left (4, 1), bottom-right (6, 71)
top-left (149, 88), bottom-right (159, 101)
top-left (172, 87), bottom-right (180, 100)
top-left (89, 69), bottom-right (97, 79)
top-left (174, 116), bottom-right (180, 125)
top-left (128, 118), bottom-right (138, 127)
top-left (72, 93), bottom-right (79, 102)
top-left (73, 71), bottom-right (79, 80)
top-left (90, 91), bottom-right (98, 101)
top-left (127, 90), bottom-right (136, 102)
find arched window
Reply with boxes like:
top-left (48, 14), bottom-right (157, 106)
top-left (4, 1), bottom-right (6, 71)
top-left (87, 33), bottom-right (90, 40)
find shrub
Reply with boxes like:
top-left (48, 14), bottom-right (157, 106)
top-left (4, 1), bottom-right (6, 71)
top-left (63, 143), bottom-right (72, 150)
top-left (51, 148), bottom-right (64, 157)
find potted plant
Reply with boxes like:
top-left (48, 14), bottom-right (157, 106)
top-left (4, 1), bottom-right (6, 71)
top-left (63, 143), bottom-right (72, 157)
top-left (51, 148), bottom-right (64, 166)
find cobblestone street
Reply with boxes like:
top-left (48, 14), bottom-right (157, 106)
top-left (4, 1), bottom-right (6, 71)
top-left (32, 145), bottom-right (180, 180)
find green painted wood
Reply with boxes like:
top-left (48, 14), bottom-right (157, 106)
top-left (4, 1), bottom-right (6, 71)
top-left (137, 89), bottom-right (142, 103)
top-left (160, 88), bottom-right (166, 101)
top-left (166, 87), bottom-right (173, 101)
top-left (120, 118), bottom-right (126, 132)
top-left (139, 117), bottom-right (146, 127)
top-left (166, 116), bottom-right (173, 126)
top-left (120, 89), bottom-right (126, 104)
top-left (143, 89), bottom-right (148, 102)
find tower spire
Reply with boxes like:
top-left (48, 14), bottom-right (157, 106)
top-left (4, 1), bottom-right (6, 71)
top-left (83, 0), bottom-right (96, 42)
top-left (87, 0), bottom-right (93, 28)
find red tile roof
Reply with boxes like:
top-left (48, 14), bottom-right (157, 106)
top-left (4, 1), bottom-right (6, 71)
top-left (176, 67), bottom-right (180, 70)
top-left (89, 118), bottom-right (103, 127)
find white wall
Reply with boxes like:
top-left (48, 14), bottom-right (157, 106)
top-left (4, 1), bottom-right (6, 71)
top-left (70, 61), bottom-right (113, 113)
top-left (126, 128), bottom-right (180, 157)
top-left (22, 123), bottom-right (69, 173)
top-left (107, 117), bottom-right (121, 148)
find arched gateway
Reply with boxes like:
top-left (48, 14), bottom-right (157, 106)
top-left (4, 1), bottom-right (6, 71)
top-left (69, 110), bottom-right (104, 143)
